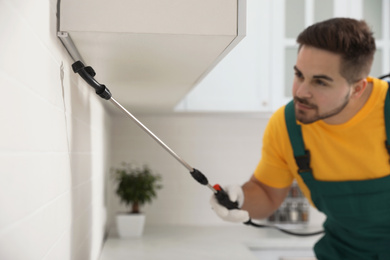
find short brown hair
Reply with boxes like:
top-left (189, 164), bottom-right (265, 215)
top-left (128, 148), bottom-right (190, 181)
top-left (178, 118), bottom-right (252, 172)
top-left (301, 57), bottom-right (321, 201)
top-left (297, 18), bottom-right (376, 84)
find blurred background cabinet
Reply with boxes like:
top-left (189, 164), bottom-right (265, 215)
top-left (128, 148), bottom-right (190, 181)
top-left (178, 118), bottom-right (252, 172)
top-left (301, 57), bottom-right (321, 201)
top-left (177, 0), bottom-right (390, 112)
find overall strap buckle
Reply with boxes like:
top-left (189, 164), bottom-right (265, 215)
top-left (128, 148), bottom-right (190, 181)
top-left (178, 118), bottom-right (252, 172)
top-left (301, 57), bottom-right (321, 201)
top-left (385, 140), bottom-right (390, 155)
top-left (384, 141), bottom-right (390, 164)
top-left (295, 150), bottom-right (312, 173)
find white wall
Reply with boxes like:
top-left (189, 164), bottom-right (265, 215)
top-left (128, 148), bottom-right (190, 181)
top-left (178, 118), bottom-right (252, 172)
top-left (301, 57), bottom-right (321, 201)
top-left (0, 1), bottom-right (111, 259)
top-left (109, 113), bottom-right (268, 227)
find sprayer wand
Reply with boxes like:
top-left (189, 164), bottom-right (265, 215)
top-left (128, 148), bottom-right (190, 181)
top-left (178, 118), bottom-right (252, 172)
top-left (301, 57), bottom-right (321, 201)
top-left (71, 61), bottom-right (218, 194)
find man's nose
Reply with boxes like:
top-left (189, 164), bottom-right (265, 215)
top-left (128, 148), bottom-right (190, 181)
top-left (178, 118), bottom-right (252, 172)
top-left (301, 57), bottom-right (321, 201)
top-left (295, 82), bottom-right (312, 98)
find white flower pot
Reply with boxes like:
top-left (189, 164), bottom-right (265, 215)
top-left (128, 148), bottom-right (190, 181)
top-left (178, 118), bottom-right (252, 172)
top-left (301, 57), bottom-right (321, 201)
top-left (116, 213), bottom-right (145, 238)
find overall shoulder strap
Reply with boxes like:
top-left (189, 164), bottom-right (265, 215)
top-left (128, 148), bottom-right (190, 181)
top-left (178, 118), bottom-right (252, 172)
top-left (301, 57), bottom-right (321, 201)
top-left (285, 100), bottom-right (312, 173)
top-left (384, 82), bottom-right (390, 152)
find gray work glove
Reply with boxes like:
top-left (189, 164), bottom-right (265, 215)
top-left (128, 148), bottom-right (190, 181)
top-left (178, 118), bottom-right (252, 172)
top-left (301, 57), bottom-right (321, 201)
top-left (209, 184), bottom-right (250, 223)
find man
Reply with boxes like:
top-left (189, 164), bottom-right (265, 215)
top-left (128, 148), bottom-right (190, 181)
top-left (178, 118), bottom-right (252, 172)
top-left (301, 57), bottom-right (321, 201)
top-left (210, 18), bottom-right (390, 259)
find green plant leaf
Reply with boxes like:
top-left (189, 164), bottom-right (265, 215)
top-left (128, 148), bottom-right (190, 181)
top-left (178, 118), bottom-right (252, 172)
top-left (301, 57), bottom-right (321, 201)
top-left (112, 163), bottom-right (163, 213)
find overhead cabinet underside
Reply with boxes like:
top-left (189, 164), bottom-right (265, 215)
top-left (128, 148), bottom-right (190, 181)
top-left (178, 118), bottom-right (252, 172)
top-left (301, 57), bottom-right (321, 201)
top-left (59, 0), bottom-right (246, 113)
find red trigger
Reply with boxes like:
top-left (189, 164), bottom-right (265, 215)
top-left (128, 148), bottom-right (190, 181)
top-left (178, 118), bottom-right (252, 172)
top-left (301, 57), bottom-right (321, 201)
top-left (213, 184), bottom-right (222, 191)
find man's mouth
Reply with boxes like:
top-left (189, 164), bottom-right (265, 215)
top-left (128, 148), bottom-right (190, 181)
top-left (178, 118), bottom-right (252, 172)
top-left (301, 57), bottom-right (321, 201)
top-left (294, 99), bottom-right (316, 110)
top-left (296, 102), bottom-right (312, 110)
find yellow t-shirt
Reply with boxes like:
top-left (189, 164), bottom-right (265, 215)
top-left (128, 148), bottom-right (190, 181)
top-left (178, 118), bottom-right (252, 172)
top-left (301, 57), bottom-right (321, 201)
top-left (254, 77), bottom-right (390, 205)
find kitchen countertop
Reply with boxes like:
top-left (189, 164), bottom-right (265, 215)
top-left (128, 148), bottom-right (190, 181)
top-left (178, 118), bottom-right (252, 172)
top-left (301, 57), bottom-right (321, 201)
top-left (99, 225), bottom-right (323, 260)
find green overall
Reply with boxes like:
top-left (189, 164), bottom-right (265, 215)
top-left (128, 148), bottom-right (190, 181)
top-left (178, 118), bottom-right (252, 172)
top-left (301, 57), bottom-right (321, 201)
top-left (285, 82), bottom-right (390, 260)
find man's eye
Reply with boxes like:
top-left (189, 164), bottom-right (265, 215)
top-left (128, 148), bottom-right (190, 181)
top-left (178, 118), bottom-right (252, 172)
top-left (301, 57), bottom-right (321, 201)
top-left (294, 72), bottom-right (303, 79)
top-left (315, 79), bottom-right (327, 86)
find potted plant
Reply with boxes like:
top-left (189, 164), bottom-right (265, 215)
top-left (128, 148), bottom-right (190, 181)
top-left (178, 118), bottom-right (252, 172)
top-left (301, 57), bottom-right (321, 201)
top-left (112, 162), bottom-right (162, 238)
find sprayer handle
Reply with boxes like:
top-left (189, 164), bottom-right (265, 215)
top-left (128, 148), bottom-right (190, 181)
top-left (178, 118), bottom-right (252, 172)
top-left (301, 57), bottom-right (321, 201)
top-left (213, 184), bottom-right (239, 210)
top-left (72, 61), bottom-right (112, 100)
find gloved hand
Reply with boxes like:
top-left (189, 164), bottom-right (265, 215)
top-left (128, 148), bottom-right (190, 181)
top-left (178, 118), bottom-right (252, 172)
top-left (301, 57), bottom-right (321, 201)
top-left (210, 185), bottom-right (250, 223)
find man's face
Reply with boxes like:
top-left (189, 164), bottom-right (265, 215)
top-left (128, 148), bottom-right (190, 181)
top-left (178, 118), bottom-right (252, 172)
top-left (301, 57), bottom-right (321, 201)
top-left (292, 45), bottom-right (353, 124)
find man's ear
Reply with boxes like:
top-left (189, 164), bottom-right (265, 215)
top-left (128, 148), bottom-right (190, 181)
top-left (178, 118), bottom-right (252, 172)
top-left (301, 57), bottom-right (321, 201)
top-left (351, 78), bottom-right (368, 98)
